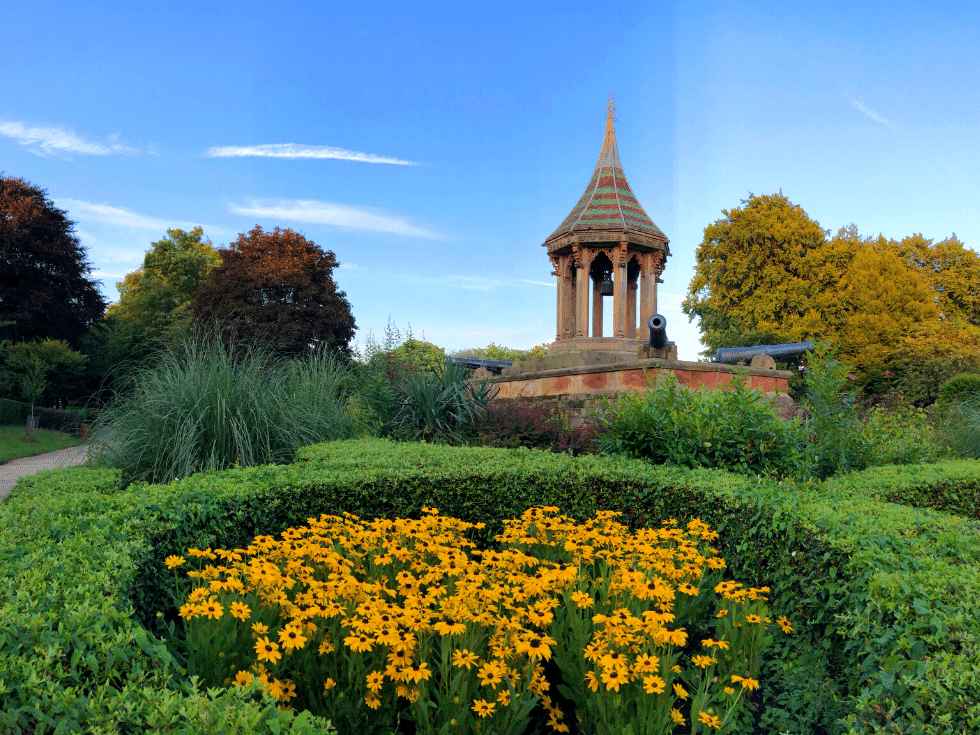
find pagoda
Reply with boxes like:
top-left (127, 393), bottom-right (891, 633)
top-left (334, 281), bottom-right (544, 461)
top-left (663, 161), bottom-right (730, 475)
top-left (544, 96), bottom-right (669, 342)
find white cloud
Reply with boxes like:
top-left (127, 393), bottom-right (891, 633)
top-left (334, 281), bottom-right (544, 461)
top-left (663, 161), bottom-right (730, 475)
top-left (842, 88), bottom-right (894, 127)
top-left (90, 270), bottom-right (127, 279)
top-left (523, 279), bottom-right (556, 287)
top-left (57, 199), bottom-right (199, 231)
top-left (204, 143), bottom-right (418, 166)
top-left (0, 120), bottom-right (140, 156)
top-left (229, 198), bottom-right (445, 240)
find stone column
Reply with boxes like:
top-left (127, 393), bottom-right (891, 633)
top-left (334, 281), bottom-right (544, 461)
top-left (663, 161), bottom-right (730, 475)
top-left (566, 258), bottom-right (577, 339)
top-left (639, 254), bottom-right (654, 331)
top-left (591, 276), bottom-right (603, 338)
top-left (627, 273), bottom-right (638, 340)
top-left (554, 258), bottom-right (563, 341)
top-left (576, 261), bottom-right (590, 338)
top-left (612, 243), bottom-right (627, 337)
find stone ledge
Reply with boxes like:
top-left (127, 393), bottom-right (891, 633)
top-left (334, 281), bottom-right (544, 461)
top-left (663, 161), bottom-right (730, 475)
top-left (487, 357), bottom-right (793, 384)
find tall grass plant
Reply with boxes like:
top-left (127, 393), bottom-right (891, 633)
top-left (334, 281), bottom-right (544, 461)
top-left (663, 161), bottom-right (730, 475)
top-left (937, 394), bottom-right (980, 459)
top-left (91, 336), bottom-right (356, 484)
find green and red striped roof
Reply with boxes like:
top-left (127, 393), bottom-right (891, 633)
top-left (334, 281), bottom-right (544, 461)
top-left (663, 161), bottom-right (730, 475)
top-left (546, 113), bottom-right (665, 243)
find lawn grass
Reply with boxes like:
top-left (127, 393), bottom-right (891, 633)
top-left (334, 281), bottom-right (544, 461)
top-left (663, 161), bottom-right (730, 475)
top-left (0, 424), bottom-right (82, 464)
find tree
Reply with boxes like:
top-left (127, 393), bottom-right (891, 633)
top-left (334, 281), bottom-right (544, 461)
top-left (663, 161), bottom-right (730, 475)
top-left (0, 338), bottom-right (88, 408)
top-left (110, 227), bottom-right (221, 343)
top-left (682, 193), bottom-right (830, 353)
top-left (390, 339), bottom-right (446, 373)
top-left (0, 175), bottom-right (106, 347)
top-left (888, 233), bottom-right (980, 326)
top-left (192, 226), bottom-right (356, 356)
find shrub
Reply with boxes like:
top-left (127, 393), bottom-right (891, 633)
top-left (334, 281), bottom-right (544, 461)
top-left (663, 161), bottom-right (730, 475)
top-left (388, 359), bottom-right (496, 443)
top-left (860, 402), bottom-right (946, 466)
top-left (472, 398), bottom-right (600, 455)
top-left (596, 373), bottom-right (804, 477)
top-left (799, 344), bottom-right (870, 479)
top-left (90, 336), bottom-right (356, 484)
top-left (936, 372), bottom-right (980, 418)
top-left (175, 508), bottom-right (783, 734)
top-left (937, 394), bottom-right (980, 460)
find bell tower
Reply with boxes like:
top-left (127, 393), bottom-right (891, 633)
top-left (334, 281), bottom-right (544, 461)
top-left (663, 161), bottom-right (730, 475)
top-left (544, 96), bottom-right (669, 342)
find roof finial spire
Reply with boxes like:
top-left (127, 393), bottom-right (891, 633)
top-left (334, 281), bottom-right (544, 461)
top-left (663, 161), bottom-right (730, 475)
top-left (606, 93), bottom-right (616, 122)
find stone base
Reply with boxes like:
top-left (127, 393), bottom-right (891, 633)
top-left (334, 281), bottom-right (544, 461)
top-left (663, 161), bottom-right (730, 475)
top-left (504, 337), bottom-right (677, 376)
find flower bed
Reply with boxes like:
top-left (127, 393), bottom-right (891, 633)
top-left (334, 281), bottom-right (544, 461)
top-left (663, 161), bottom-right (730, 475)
top-left (1, 440), bottom-right (979, 733)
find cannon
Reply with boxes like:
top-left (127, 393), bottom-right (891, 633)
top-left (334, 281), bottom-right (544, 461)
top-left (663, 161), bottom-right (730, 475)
top-left (448, 357), bottom-right (513, 375)
top-left (647, 314), bottom-right (669, 349)
top-left (712, 341), bottom-right (815, 366)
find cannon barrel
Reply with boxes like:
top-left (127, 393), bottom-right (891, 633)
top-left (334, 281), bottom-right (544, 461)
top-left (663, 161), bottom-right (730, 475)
top-left (647, 314), bottom-right (669, 349)
top-left (712, 341), bottom-right (815, 365)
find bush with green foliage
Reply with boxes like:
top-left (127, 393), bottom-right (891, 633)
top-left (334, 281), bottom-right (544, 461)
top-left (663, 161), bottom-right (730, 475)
top-left (472, 398), bottom-right (600, 454)
top-left (388, 338), bottom-right (446, 373)
top-left (388, 359), bottom-right (496, 443)
top-left (827, 459), bottom-right (980, 520)
top-left (0, 338), bottom-right (88, 407)
top-left (6, 441), bottom-right (980, 733)
top-left (0, 466), bottom-right (335, 734)
top-left (859, 402), bottom-right (946, 467)
top-left (90, 336), bottom-right (356, 484)
top-left (937, 372), bottom-right (980, 408)
top-left (596, 372), bottom-right (805, 477)
top-left (937, 394), bottom-right (980, 460)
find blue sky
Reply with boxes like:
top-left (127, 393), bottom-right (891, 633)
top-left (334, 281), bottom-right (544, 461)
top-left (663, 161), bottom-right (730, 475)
top-left (3, 1), bottom-right (979, 360)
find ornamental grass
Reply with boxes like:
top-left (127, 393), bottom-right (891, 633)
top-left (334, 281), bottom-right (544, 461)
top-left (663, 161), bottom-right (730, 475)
top-left (170, 508), bottom-right (791, 734)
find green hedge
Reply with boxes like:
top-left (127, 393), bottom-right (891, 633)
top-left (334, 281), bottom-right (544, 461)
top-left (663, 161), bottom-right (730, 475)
top-left (827, 460), bottom-right (980, 520)
top-left (0, 467), bottom-right (334, 734)
top-left (3, 440), bottom-right (980, 733)
top-left (0, 396), bottom-right (96, 433)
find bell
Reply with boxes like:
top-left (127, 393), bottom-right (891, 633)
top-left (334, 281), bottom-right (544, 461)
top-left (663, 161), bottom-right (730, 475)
top-left (599, 278), bottom-right (614, 296)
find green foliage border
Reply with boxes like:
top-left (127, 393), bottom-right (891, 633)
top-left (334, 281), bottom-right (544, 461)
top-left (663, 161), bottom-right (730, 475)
top-left (2, 441), bottom-right (979, 733)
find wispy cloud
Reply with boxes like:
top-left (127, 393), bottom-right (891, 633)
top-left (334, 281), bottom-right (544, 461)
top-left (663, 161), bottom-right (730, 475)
top-left (0, 121), bottom-right (140, 156)
top-left (229, 198), bottom-right (444, 240)
top-left (57, 199), bottom-right (201, 231)
top-left (523, 279), bottom-right (556, 287)
top-left (842, 88), bottom-right (893, 127)
top-left (204, 143), bottom-right (418, 166)
top-left (90, 270), bottom-right (128, 280)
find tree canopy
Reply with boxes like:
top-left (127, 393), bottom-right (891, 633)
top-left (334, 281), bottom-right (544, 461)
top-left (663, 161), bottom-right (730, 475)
top-left (0, 175), bottom-right (106, 347)
top-left (192, 226), bottom-right (356, 356)
top-left (682, 193), bottom-right (959, 379)
top-left (110, 227), bottom-right (221, 343)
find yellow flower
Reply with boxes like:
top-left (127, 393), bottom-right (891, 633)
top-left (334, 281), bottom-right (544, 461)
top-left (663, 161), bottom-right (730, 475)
top-left (344, 633), bottom-right (374, 653)
top-left (202, 597), bottom-right (223, 620)
top-left (164, 555), bottom-right (186, 569)
top-left (692, 654), bottom-right (717, 668)
top-left (365, 693), bottom-right (381, 710)
top-left (600, 667), bottom-right (626, 692)
top-left (251, 622), bottom-right (269, 635)
top-left (635, 653), bottom-right (659, 673)
top-left (323, 678), bottom-right (336, 691)
top-left (230, 601), bottom-right (251, 621)
top-left (279, 624), bottom-right (309, 651)
top-left (233, 670), bottom-right (253, 687)
top-left (280, 679), bottom-right (297, 702)
top-left (673, 682), bottom-right (688, 699)
top-left (570, 590), bottom-right (593, 608)
top-left (746, 613), bottom-right (762, 624)
top-left (178, 602), bottom-right (201, 620)
top-left (496, 689), bottom-right (511, 706)
top-left (584, 671), bottom-right (600, 692)
top-left (472, 699), bottom-right (496, 718)
top-left (254, 637), bottom-right (282, 664)
top-left (702, 638), bottom-right (730, 650)
top-left (777, 615), bottom-right (793, 634)
top-left (698, 711), bottom-right (722, 729)
top-left (401, 662), bottom-right (432, 684)
top-left (318, 637), bottom-right (335, 654)
top-left (366, 671), bottom-right (385, 692)
top-left (433, 618), bottom-right (467, 636)
top-left (724, 686), bottom-right (736, 696)
top-left (733, 675), bottom-right (759, 691)
top-left (643, 675), bottom-right (665, 694)
top-left (478, 661), bottom-right (504, 688)
top-left (453, 649), bottom-right (479, 669)
top-left (670, 708), bottom-right (685, 725)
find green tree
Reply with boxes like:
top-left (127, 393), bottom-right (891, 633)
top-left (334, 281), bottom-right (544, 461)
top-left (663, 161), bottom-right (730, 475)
top-left (110, 227), bottom-right (221, 343)
top-left (889, 233), bottom-right (980, 325)
top-left (390, 339), bottom-right (446, 373)
top-left (0, 339), bottom-right (88, 407)
top-left (0, 175), bottom-right (106, 347)
top-left (682, 193), bottom-right (830, 352)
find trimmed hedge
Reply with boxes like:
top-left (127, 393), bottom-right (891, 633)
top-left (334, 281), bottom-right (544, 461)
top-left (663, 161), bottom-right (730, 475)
top-left (0, 396), bottom-right (96, 433)
top-left (828, 460), bottom-right (980, 520)
top-left (0, 467), bottom-right (334, 734)
top-left (2, 440), bottom-right (980, 733)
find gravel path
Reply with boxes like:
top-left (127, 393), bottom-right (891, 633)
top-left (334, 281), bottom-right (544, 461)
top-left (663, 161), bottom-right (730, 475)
top-left (0, 445), bottom-right (93, 504)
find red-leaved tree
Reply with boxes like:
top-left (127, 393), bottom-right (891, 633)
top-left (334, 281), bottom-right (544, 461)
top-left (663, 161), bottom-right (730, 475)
top-left (192, 226), bottom-right (355, 356)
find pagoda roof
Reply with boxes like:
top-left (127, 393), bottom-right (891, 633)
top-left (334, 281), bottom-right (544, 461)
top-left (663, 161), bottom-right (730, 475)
top-left (545, 103), bottom-right (666, 248)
